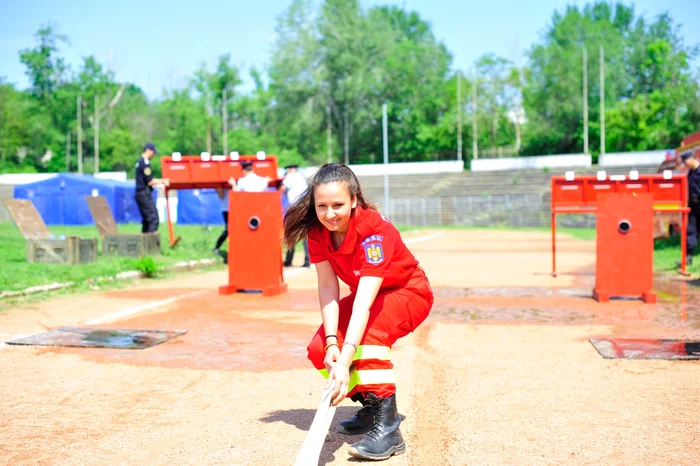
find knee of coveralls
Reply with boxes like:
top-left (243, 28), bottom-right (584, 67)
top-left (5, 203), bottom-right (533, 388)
top-left (307, 281), bottom-right (433, 399)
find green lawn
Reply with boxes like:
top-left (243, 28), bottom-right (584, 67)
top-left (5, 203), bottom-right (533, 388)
top-left (0, 222), bottom-right (226, 292)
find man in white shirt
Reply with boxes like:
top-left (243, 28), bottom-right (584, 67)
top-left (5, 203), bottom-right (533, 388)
top-left (281, 164), bottom-right (310, 267)
top-left (235, 162), bottom-right (270, 192)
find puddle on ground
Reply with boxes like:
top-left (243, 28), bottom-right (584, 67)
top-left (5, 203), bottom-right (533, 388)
top-left (6, 327), bottom-right (187, 349)
top-left (428, 275), bottom-right (700, 335)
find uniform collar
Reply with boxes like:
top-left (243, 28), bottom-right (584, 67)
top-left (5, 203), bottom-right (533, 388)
top-left (142, 156), bottom-right (150, 165)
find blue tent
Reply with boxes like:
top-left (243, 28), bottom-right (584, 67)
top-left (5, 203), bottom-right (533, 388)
top-left (177, 188), bottom-right (289, 225)
top-left (13, 173), bottom-right (155, 226)
top-left (177, 188), bottom-right (225, 225)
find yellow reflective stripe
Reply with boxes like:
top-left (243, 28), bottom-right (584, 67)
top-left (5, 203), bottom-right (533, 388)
top-left (319, 367), bottom-right (395, 393)
top-left (352, 345), bottom-right (391, 362)
top-left (348, 369), bottom-right (395, 392)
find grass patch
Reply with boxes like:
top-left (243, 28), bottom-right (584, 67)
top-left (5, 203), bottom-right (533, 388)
top-left (0, 221), bottom-right (226, 292)
top-left (653, 235), bottom-right (699, 273)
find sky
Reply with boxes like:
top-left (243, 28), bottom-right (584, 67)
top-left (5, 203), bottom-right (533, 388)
top-left (1, 0), bottom-right (699, 100)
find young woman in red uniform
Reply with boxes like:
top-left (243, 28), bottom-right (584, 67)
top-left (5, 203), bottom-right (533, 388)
top-left (283, 163), bottom-right (434, 461)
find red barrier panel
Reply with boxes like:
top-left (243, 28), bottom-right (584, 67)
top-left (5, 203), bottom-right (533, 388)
top-left (551, 174), bottom-right (686, 208)
top-left (593, 193), bottom-right (656, 303)
top-left (218, 191), bottom-right (287, 297)
top-left (161, 154), bottom-right (281, 190)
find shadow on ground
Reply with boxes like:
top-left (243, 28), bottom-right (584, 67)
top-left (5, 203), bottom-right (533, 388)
top-left (261, 406), bottom-right (369, 464)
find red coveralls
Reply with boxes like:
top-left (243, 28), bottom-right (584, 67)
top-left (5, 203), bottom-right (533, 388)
top-left (307, 207), bottom-right (434, 399)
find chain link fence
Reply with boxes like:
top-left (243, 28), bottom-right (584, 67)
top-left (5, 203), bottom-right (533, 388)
top-left (357, 166), bottom-right (664, 229)
top-left (385, 193), bottom-right (597, 228)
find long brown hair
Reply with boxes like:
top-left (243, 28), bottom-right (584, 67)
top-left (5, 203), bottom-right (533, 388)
top-left (283, 163), bottom-right (377, 249)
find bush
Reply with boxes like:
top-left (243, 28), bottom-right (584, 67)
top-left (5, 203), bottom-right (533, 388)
top-left (135, 255), bottom-right (158, 278)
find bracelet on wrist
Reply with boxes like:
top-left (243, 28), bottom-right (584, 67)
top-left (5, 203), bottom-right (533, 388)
top-left (343, 342), bottom-right (358, 352)
top-left (324, 343), bottom-right (339, 352)
top-left (325, 334), bottom-right (338, 341)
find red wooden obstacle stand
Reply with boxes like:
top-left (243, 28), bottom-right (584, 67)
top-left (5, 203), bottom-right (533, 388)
top-left (550, 172), bottom-right (690, 301)
top-left (160, 152), bottom-right (287, 297)
top-left (160, 152), bottom-right (282, 247)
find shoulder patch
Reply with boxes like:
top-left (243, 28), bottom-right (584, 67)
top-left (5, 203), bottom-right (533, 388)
top-left (361, 235), bottom-right (384, 265)
top-left (144, 167), bottom-right (152, 176)
top-left (364, 243), bottom-right (384, 265)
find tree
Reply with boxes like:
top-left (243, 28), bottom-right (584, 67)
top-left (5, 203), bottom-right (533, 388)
top-left (523, 1), bottom-right (699, 156)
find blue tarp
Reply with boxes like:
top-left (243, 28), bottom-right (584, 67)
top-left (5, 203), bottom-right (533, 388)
top-left (13, 173), bottom-right (155, 226)
top-left (177, 188), bottom-right (290, 225)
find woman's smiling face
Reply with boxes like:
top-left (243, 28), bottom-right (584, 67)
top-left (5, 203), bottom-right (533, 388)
top-left (314, 181), bottom-right (357, 234)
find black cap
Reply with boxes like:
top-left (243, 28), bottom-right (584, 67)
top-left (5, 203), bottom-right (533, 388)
top-left (143, 142), bottom-right (157, 153)
top-left (241, 162), bottom-right (253, 170)
top-left (681, 152), bottom-right (692, 162)
top-left (284, 164), bottom-right (299, 170)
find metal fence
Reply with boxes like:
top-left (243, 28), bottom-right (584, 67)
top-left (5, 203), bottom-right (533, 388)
top-left (387, 193), bottom-right (597, 228)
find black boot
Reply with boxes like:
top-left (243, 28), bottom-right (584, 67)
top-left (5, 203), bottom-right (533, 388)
top-left (337, 396), bottom-right (374, 435)
top-left (348, 393), bottom-right (405, 460)
top-left (284, 249), bottom-right (294, 267)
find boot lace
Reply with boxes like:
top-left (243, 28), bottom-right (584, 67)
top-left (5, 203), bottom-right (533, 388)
top-left (365, 402), bottom-right (385, 441)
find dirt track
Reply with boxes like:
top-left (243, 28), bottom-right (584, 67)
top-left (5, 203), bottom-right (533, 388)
top-left (1, 229), bottom-right (698, 465)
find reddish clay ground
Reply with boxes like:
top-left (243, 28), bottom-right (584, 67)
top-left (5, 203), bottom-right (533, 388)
top-left (1, 229), bottom-right (698, 465)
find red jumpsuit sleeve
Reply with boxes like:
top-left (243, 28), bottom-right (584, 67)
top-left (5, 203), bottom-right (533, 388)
top-left (359, 232), bottom-right (394, 278)
top-left (308, 228), bottom-right (326, 264)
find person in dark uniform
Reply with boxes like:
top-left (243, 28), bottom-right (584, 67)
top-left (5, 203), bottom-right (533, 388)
top-left (135, 143), bottom-right (169, 233)
top-left (681, 151), bottom-right (700, 265)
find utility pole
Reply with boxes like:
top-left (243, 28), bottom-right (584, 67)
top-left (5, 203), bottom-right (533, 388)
top-left (600, 45), bottom-right (605, 156)
top-left (327, 105), bottom-right (332, 163)
top-left (77, 96), bottom-right (83, 174)
top-left (66, 132), bottom-right (71, 172)
top-left (94, 95), bottom-right (99, 174)
top-left (206, 91), bottom-right (212, 155)
top-left (472, 72), bottom-right (478, 160)
top-left (344, 110), bottom-right (349, 165)
top-left (457, 70), bottom-right (463, 162)
top-left (583, 47), bottom-right (588, 154)
top-left (222, 88), bottom-right (228, 155)
top-left (382, 103), bottom-right (389, 217)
